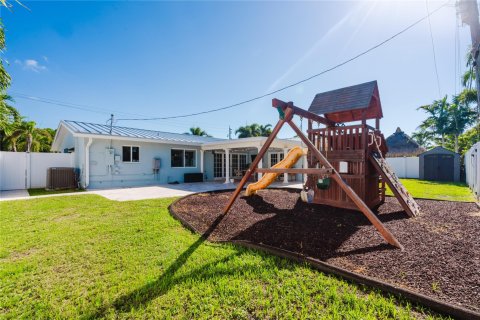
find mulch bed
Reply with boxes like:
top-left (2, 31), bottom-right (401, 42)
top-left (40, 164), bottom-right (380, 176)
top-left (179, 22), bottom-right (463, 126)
top-left (171, 189), bottom-right (480, 312)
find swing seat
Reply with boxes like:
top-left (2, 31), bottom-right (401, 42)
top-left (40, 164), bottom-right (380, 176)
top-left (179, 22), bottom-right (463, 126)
top-left (317, 178), bottom-right (331, 190)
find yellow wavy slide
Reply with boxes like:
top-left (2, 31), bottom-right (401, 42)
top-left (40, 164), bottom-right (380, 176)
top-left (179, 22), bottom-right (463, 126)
top-left (245, 146), bottom-right (305, 196)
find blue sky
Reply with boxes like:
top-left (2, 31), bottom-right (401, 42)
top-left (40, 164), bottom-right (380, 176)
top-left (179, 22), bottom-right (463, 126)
top-left (0, 0), bottom-right (472, 139)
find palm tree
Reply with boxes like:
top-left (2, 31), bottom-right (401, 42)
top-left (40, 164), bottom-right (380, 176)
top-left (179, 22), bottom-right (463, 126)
top-left (417, 96), bottom-right (451, 147)
top-left (411, 130), bottom-right (434, 149)
top-left (0, 94), bottom-right (20, 150)
top-left (258, 124), bottom-right (272, 137)
top-left (447, 91), bottom-right (477, 152)
top-left (16, 127), bottom-right (53, 152)
top-left (10, 121), bottom-right (52, 152)
top-left (186, 127), bottom-right (210, 137)
top-left (462, 48), bottom-right (476, 89)
top-left (235, 123), bottom-right (272, 138)
top-left (0, 21), bottom-right (11, 92)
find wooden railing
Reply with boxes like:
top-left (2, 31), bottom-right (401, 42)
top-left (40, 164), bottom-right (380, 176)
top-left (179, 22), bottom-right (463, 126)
top-left (307, 124), bottom-right (386, 154)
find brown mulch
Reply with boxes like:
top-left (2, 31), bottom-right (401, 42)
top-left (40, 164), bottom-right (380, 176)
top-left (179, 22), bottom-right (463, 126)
top-left (171, 189), bottom-right (480, 312)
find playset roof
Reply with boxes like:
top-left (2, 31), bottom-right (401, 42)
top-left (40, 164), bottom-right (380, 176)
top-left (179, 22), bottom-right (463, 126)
top-left (308, 80), bottom-right (383, 123)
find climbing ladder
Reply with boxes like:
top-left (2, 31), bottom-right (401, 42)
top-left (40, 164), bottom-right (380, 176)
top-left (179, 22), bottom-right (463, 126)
top-left (369, 153), bottom-right (420, 217)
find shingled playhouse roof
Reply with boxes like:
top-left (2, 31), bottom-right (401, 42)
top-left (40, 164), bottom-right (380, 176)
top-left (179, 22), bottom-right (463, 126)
top-left (386, 127), bottom-right (425, 157)
top-left (308, 80), bottom-right (383, 123)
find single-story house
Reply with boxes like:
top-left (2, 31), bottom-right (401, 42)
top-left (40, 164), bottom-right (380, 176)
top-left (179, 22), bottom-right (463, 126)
top-left (51, 120), bottom-right (304, 189)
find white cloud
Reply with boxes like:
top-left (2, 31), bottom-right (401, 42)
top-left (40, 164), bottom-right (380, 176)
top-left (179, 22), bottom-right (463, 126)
top-left (16, 59), bottom-right (48, 72)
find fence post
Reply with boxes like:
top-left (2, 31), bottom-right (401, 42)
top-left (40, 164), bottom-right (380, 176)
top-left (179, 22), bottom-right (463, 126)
top-left (26, 152), bottom-right (31, 189)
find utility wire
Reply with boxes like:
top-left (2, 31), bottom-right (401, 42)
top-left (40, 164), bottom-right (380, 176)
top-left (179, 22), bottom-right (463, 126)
top-left (10, 91), bottom-right (228, 130)
top-left (117, 0), bottom-right (450, 121)
top-left (425, 0), bottom-right (442, 97)
top-left (10, 92), bottom-right (150, 118)
top-left (12, 0), bottom-right (450, 123)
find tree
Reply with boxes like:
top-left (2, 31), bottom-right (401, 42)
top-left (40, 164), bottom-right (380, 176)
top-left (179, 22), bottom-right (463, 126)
top-left (462, 48), bottom-right (475, 89)
top-left (0, 95), bottom-right (20, 150)
top-left (417, 96), bottom-right (451, 147)
top-left (258, 124), bottom-right (272, 136)
top-left (9, 121), bottom-right (52, 152)
top-left (411, 129), bottom-right (434, 149)
top-left (0, 20), bottom-right (11, 92)
top-left (446, 91), bottom-right (477, 152)
top-left (235, 123), bottom-right (272, 138)
top-left (186, 127), bottom-right (210, 137)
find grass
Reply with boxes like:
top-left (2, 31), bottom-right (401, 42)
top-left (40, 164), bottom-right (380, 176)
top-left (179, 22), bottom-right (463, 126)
top-left (27, 188), bottom-right (85, 197)
top-left (386, 179), bottom-right (475, 202)
top-left (0, 195), bottom-right (446, 319)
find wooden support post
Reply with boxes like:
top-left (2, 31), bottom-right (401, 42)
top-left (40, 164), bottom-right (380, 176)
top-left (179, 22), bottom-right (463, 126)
top-left (287, 119), bottom-right (403, 250)
top-left (222, 106), bottom-right (294, 215)
top-left (256, 168), bottom-right (333, 175)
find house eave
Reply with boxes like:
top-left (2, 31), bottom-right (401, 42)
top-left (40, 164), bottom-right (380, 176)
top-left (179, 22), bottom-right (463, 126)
top-left (71, 132), bottom-right (206, 147)
top-left (201, 137), bottom-right (303, 151)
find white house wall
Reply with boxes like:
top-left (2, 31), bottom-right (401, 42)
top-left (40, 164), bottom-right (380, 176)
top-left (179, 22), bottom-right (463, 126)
top-left (87, 139), bottom-right (203, 188)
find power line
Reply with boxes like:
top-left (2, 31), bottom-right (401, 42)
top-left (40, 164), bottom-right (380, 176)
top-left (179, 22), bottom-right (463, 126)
top-left (426, 0), bottom-right (442, 97)
top-left (10, 91), bottom-right (229, 130)
top-left (455, 12), bottom-right (461, 95)
top-left (12, 0), bottom-right (450, 124)
top-left (117, 0), bottom-right (450, 121)
top-left (10, 92), bottom-right (150, 118)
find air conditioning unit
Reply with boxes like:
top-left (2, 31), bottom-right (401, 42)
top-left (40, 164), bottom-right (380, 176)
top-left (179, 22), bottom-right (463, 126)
top-left (46, 167), bottom-right (77, 190)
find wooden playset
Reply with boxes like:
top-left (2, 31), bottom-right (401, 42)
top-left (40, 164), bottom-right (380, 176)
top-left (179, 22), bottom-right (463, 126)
top-left (223, 81), bottom-right (420, 249)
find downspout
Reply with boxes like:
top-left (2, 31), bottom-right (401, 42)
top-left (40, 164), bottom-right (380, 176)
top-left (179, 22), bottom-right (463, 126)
top-left (85, 137), bottom-right (93, 189)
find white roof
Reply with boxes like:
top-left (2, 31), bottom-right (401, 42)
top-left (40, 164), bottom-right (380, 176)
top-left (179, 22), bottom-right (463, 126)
top-left (52, 120), bottom-right (302, 151)
top-left (62, 120), bottom-right (224, 144)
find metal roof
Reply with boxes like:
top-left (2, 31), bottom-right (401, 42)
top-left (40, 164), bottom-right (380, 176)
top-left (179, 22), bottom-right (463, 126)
top-left (62, 120), bottom-right (225, 144)
top-left (308, 81), bottom-right (382, 122)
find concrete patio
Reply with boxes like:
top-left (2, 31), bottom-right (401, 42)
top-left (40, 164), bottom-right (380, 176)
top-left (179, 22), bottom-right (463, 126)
top-left (0, 181), bottom-right (303, 202)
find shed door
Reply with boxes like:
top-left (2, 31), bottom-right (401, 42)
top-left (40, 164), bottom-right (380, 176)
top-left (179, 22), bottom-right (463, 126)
top-left (424, 154), bottom-right (454, 181)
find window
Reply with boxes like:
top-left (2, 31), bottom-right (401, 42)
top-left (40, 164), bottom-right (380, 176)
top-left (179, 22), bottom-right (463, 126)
top-left (185, 150), bottom-right (196, 167)
top-left (171, 149), bottom-right (196, 168)
top-left (230, 153), bottom-right (247, 177)
top-left (269, 152), bottom-right (285, 167)
top-left (122, 146), bottom-right (139, 162)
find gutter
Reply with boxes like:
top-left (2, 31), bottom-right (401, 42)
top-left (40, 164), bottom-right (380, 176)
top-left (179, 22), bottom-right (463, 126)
top-left (84, 137), bottom-right (93, 188)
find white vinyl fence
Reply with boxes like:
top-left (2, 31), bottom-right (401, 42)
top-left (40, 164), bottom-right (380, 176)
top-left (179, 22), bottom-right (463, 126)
top-left (385, 157), bottom-right (420, 179)
top-left (465, 142), bottom-right (480, 198)
top-left (0, 151), bottom-right (75, 190)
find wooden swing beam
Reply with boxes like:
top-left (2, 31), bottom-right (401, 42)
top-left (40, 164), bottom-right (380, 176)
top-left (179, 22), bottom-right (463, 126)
top-left (222, 99), bottom-right (403, 250)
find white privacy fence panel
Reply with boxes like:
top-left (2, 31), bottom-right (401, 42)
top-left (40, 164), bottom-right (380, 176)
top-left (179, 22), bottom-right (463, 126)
top-left (0, 151), bottom-right (75, 190)
top-left (465, 142), bottom-right (480, 198)
top-left (385, 157), bottom-right (419, 179)
top-left (0, 152), bottom-right (27, 190)
top-left (29, 153), bottom-right (75, 188)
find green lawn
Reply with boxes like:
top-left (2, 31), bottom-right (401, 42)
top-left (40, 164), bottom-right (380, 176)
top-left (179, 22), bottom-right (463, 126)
top-left (0, 195), bottom-right (445, 319)
top-left (28, 188), bottom-right (85, 197)
top-left (386, 179), bottom-right (475, 202)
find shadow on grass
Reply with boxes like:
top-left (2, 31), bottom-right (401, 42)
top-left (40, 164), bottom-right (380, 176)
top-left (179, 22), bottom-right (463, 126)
top-left (88, 213), bottom-right (248, 317)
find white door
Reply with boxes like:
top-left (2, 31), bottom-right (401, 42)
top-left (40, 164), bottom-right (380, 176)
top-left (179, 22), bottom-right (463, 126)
top-left (213, 153), bottom-right (225, 179)
top-left (0, 152), bottom-right (27, 190)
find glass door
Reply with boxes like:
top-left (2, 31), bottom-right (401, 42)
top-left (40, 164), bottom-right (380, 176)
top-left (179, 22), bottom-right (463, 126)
top-left (213, 153), bottom-right (225, 178)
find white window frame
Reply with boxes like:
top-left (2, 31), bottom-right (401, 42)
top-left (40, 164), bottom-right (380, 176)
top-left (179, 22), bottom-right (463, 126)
top-left (230, 153), bottom-right (248, 177)
top-left (171, 148), bottom-right (197, 168)
top-left (122, 145), bottom-right (140, 163)
top-left (268, 152), bottom-right (285, 167)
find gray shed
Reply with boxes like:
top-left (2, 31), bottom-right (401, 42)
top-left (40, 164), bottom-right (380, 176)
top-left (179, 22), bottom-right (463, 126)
top-left (419, 147), bottom-right (460, 182)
